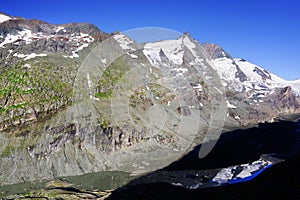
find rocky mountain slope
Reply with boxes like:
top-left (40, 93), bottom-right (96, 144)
top-left (0, 12), bottom-right (299, 186)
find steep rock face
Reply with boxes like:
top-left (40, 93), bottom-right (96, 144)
top-left (202, 43), bottom-right (247, 83)
top-left (265, 86), bottom-right (300, 112)
top-left (202, 42), bottom-right (231, 59)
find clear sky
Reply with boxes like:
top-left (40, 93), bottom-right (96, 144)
top-left (1, 0), bottom-right (299, 80)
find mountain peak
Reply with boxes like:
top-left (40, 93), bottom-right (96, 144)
top-left (202, 42), bottom-right (231, 59)
top-left (182, 32), bottom-right (192, 37)
top-left (0, 12), bottom-right (12, 23)
top-left (178, 32), bottom-right (195, 41)
top-left (0, 13), bottom-right (107, 59)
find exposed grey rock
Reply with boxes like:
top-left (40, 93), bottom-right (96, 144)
top-left (202, 42), bottom-right (231, 59)
top-left (233, 60), bottom-right (248, 82)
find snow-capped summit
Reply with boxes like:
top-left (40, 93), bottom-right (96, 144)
top-left (143, 37), bottom-right (185, 66)
top-left (113, 32), bottom-right (136, 51)
top-left (143, 32), bottom-right (205, 67)
top-left (210, 54), bottom-right (300, 97)
top-left (0, 12), bottom-right (12, 23)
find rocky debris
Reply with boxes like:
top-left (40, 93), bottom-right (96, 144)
top-left (177, 106), bottom-right (191, 116)
top-left (253, 66), bottom-right (272, 80)
top-left (96, 126), bottom-right (146, 152)
top-left (265, 86), bottom-right (300, 112)
top-left (233, 60), bottom-right (248, 82)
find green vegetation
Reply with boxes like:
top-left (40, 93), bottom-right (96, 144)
top-left (95, 89), bottom-right (112, 99)
top-left (1, 145), bottom-right (13, 158)
top-left (1, 178), bottom-right (113, 199)
top-left (0, 63), bottom-right (72, 122)
top-left (96, 58), bottom-right (130, 99)
top-left (97, 113), bottom-right (109, 128)
top-left (98, 119), bottom-right (108, 129)
top-left (148, 83), bottom-right (175, 105)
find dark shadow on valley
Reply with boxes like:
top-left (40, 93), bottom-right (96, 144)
top-left (107, 119), bottom-right (300, 200)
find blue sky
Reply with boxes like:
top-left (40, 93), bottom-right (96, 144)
top-left (1, 0), bottom-right (299, 80)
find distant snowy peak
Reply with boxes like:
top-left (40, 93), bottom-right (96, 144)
top-left (142, 33), bottom-right (202, 67)
top-left (234, 58), bottom-right (275, 83)
top-left (113, 33), bottom-right (136, 51)
top-left (0, 13), bottom-right (12, 23)
top-left (0, 14), bottom-right (107, 59)
top-left (143, 37), bottom-right (184, 66)
top-left (212, 55), bottom-right (300, 96)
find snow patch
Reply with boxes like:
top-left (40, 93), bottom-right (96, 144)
top-left (212, 58), bottom-right (238, 81)
top-left (55, 26), bottom-right (65, 32)
top-left (237, 160), bottom-right (271, 178)
top-left (172, 182), bottom-right (184, 187)
top-left (212, 168), bottom-right (234, 184)
top-left (71, 51), bottom-right (79, 58)
top-left (234, 115), bottom-right (240, 120)
top-left (77, 43), bottom-right (89, 51)
top-left (87, 73), bottom-right (92, 89)
top-left (226, 100), bottom-right (236, 109)
top-left (113, 33), bottom-right (135, 51)
top-left (90, 95), bottom-right (99, 101)
top-left (172, 67), bottom-right (188, 76)
top-left (13, 53), bottom-right (47, 60)
top-left (130, 54), bottom-right (138, 59)
top-left (192, 83), bottom-right (203, 91)
top-left (101, 58), bottom-right (107, 64)
top-left (143, 38), bottom-right (184, 66)
top-left (24, 63), bottom-right (31, 68)
top-left (0, 14), bottom-right (11, 23)
top-left (25, 53), bottom-right (47, 60)
top-left (64, 42), bottom-right (90, 59)
top-left (213, 158), bottom-right (272, 184)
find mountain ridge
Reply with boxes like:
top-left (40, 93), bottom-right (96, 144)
top-left (0, 13), bottom-right (299, 186)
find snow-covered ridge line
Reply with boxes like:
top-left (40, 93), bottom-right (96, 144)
top-left (143, 34), bottom-right (198, 67)
top-left (0, 28), bottom-right (94, 48)
top-left (113, 33), bottom-right (135, 51)
top-left (1, 26), bottom-right (95, 59)
top-left (212, 56), bottom-right (300, 96)
top-left (0, 13), bottom-right (12, 23)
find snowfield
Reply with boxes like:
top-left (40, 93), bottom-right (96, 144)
top-left (0, 13), bottom-right (11, 23)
